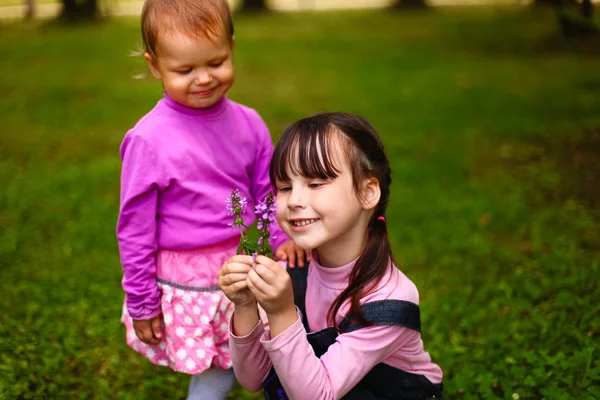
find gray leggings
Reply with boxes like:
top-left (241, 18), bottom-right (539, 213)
top-left (187, 368), bottom-right (236, 400)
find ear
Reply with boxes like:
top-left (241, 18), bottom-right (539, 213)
top-left (361, 177), bottom-right (380, 211)
top-left (230, 36), bottom-right (235, 50)
top-left (144, 52), bottom-right (162, 80)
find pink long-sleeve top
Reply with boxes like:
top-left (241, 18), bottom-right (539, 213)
top-left (116, 94), bottom-right (288, 320)
top-left (230, 255), bottom-right (443, 399)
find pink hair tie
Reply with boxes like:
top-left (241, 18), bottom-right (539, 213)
top-left (377, 216), bottom-right (385, 222)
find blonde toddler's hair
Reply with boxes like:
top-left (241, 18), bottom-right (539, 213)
top-left (141, 0), bottom-right (234, 59)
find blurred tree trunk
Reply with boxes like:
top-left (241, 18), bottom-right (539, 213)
top-left (557, 0), bottom-right (597, 37)
top-left (534, 0), bottom-right (559, 6)
top-left (390, 0), bottom-right (428, 9)
top-left (59, 0), bottom-right (98, 22)
top-left (581, 0), bottom-right (593, 19)
top-left (534, 0), bottom-right (577, 6)
top-left (24, 0), bottom-right (35, 19)
top-left (241, 0), bottom-right (268, 12)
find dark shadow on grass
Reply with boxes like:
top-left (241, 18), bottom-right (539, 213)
top-left (437, 7), bottom-right (600, 58)
top-left (503, 129), bottom-right (600, 210)
top-left (472, 127), bottom-right (600, 258)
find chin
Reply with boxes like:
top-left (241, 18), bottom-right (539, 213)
top-left (291, 237), bottom-right (319, 252)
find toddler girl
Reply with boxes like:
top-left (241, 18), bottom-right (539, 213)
top-left (117, 0), bottom-right (306, 398)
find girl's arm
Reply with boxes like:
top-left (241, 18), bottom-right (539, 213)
top-left (229, 306), bottom-right (276, 392)
top-left (116, 135), bottom-right (161, 320)
top-left (219, 255), bottom-right (273, 391)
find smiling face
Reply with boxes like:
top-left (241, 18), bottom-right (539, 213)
top-left (274, 134), bottom-right (379, 267)
top-left (145, 30), bottom-right (235, 109)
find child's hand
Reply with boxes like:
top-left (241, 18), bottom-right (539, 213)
top-left (218, 255), bottom-right (256, 307)
top-left (274, 239), bottom-right (311, 269)
top-left (133, 315), bottom-right (163, 345)
top-left (247, 255), bottom-right (295, 316)
top-left (247, 255), bottom-right (298, 337)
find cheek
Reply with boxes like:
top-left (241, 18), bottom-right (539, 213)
top-left (164, 76), bottom-right (185, 89)
top-left (275, 197), bottom-right (288, 222)
top-left (275, 199), bottom-right (285, 219)
top-left (219, 65), bottom-right (235, 83)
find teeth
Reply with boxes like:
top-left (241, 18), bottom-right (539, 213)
top-left (292, 219), bottom-right (318, 227)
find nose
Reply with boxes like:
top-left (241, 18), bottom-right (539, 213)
top-left (287, 187), bottom-right (306, 210)
top-left (194, 69), bottom-right (212, 86)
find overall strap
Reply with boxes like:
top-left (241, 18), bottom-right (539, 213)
top-left (339, 300), bottom-right (421, 333)
top-left (287, 263), bottom-right (310, 330)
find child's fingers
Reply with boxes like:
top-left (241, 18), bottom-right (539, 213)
top-left (231, 279), bottom-right (249, 291)
top-left (252, 261), bottom-right (279, 285)
top-left (254, 255), bottom-right (291, 279)
top-left (246, 268), bottom-right (271, 296)
top-left (223, 263), bottom-right (252, 276)
top-left (151, 317), bottom-right (163, 340)
top-left (246, 274), bottom-right (259, 297)
top-left (220, 261), bottom-right (252, 278)
top-left (220, 272), bottom-right (250, 288)
top-left (287, 250), bottom-right (297, 268)
top-left (305, 250), bottom-right (312, 262)
top-left (226, 255), bottom-right (254, 267)
top-left (135, 322), bottom-right (159, 345)
top-left (276, 247), bottom-right (288, 261)
top-left (254, 255), bottom-right (280, 271)
top-left (296, 247), bottom-right (306, 268)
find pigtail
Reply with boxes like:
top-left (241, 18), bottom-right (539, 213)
top-left (326, 114), bottom-right (394, 331)
top-left (328, 215), bottom-right (393, 330)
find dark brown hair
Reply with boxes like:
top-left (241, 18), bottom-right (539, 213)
top-left (270, 112), bottom-right (394, 330)
top-left (141, 0), bottom-right (234, 59)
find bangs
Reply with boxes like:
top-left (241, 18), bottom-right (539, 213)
top-left (270, 118), bottom-right (346, 185)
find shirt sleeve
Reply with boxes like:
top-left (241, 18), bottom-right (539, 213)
top-left (249, 112), bottom-right (290, 251)
top-left (260, 318), bottom-right (416, 400)
top-left (229, 310), bottom-right (274, 392)
top-left (116, 134), bottom-right (161, 320)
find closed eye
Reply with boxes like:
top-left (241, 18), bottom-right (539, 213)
top-left (177, 68), bottom-right (192, 75)
top-left (309, 182), bottom-right (324, 189)
top-left (209, 61), bottom-right (224, 68)
top-left (277, 185), bottom-right (291, 193)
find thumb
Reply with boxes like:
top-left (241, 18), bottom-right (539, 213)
top-left (151, 316), bottom-right (163, 339)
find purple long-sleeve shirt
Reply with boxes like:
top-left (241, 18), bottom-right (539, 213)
top-left (117, 94), bottom-right (288, 319)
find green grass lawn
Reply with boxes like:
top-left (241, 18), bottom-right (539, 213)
top-left (1, 7), bottom-right (599, 399)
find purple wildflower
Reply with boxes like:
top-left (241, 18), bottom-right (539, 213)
top-left (226, 189), bottom-right (276, 257)
top-left (226, 189), bottom-right (247, 216)
top-left (255, 192), bottom-right (277, 227)
top-left (254, 192), bottom-right (277, 256)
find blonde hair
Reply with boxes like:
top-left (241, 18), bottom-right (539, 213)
top-left (141, 0), bottom-right (234, 59)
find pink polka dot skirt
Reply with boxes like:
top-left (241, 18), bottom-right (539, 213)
top-left (121, 241), bottom-right (237, 374)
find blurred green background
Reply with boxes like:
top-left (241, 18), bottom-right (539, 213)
top-left (1, 2), bottom-right (599, 399)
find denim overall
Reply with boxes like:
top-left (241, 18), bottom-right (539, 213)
top-left (262, 265), bottom-right (444, 400)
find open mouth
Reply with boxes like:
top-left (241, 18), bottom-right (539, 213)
top-left (291, 218), bottom-right (319, 227)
